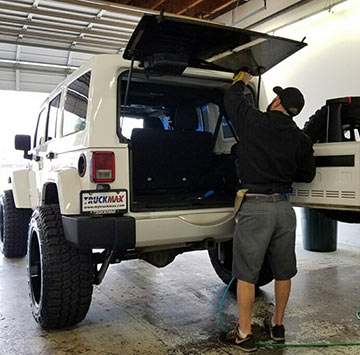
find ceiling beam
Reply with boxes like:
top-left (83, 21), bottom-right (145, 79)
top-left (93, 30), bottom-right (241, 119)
top-left (125, 0), bottom-right (167, 10)
top-left (151, 0), bottom-right (168, 10)
top-left (146, 0), bottom-right (237, 18)
top-left (203, 0), bottom-right (238, 19)
top-left (151, 0), bottom-right (196, 14)
top-left (176, 0), bottom-right (206, 15)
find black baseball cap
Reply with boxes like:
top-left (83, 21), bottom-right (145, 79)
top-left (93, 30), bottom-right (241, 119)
top-left (273, 86), bottom-right (305, 117)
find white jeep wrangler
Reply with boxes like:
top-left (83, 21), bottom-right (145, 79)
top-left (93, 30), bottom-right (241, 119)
top-left (0, 14), bottom-right (338, 329)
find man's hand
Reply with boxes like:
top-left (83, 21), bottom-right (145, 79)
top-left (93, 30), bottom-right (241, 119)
top-left (233, 71), bottom-right (252, 85)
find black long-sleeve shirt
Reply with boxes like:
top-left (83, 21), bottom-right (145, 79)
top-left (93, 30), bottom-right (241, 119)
top-left (224, 81), bottom-right (315, 194)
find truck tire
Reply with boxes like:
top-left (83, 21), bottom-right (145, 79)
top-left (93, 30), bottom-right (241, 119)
top-left (27, 205), bottom-right (94, 329)
top-left (208, 240), bottom-right (273, 288)
top-left (0, 190), bottom-right (32, 258)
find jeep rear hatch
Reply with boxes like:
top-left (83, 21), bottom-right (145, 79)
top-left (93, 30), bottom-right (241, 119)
top-left (123, 14), bottom-right (306, 75)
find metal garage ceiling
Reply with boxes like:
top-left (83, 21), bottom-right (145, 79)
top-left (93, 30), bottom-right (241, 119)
top-left (0, 0), bottom-right (250, 93)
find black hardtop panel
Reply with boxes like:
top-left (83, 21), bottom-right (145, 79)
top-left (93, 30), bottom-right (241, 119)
top-left (124, 14), bottom-right (307, 75)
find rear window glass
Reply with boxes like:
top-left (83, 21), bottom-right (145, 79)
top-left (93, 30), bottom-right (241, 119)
top-left (117, 72), bottom-right (227, 140)
top-left (117, 72), bottom-right (255, 141)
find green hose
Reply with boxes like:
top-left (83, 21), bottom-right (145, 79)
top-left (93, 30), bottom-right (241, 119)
top-left (219, 276), bottom-right (360, 348)
top-left (219, 276), bottom-right (234, 332)
top-left (256, 342), bottom-right (360, 347)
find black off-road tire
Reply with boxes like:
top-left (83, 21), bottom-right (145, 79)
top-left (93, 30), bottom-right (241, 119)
top-left (208, 240), bottom-right (274, 288)
top-left (27, 205), bottom-right (94, 329)
top-left (0, 190), bottom-right (32, 258)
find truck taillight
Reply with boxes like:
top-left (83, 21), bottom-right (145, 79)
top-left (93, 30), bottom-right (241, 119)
top-left (90, 151), bottom-right (115, 183)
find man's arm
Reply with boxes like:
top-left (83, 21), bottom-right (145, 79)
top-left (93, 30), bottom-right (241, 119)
top-left (303, 105), bottom-right (327, 143)
top-left (295, 134), bottom-right (316, 183)
top-left (223, 73), bottom-right (263, 134)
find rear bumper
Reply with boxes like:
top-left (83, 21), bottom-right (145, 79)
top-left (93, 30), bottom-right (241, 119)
top-left (62, 215), bottom-right (135, 250)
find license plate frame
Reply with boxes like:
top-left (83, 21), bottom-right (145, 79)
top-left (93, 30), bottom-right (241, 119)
top-left (81, 190), bottom-right (127, 214)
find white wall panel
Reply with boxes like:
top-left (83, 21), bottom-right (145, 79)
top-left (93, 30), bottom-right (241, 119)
top-left (216, 0), bottom-right (346, 33)
top-left (217, 0), bottom-right (300, 27)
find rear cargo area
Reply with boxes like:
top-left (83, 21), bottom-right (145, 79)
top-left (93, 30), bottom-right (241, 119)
top-left (117, 72), bottom-right (241, 211)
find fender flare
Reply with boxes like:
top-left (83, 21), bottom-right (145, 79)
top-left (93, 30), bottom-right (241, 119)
top-left (12, 169), bottom-right (38, 208)
top-left (55, 168), bottom-right (82, 215)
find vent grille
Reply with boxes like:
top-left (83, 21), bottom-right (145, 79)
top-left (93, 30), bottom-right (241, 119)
top-left (297, 189), bottom-right (310, 197)
top-left (341, 191), bottom-right (356, 199)
top-left (311, 190), bottom-right (324, 198)
top-left (325, 190), bottom-right (340, 198)
top-left (293, 189), bottom-right (355, 199)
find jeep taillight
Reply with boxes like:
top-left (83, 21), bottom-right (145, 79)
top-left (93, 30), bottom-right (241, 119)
top-left (90, 151), bottom-right (115, 183)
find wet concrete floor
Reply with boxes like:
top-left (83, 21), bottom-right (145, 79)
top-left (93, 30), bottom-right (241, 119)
top-left (1, 216), bottom-right (360, 355)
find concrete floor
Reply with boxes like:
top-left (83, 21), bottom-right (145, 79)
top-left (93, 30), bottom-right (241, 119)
top-left (1, 213), bottom-right (360, 355)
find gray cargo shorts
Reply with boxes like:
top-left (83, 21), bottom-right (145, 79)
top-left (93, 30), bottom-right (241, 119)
top-left (232, 194), bottom-right (297, 284)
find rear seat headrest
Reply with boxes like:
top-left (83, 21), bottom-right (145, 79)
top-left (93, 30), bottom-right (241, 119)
top-left (174, 105), bottom-right (198, 130)
top-left (143, 117), bottom-right (164, 129)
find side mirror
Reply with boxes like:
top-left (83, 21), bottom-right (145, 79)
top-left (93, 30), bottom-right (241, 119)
top-left (15, 135), bottom-right (32, 160)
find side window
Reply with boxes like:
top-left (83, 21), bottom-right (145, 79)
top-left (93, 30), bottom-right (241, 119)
top-left (63, 71), bottom-right (91, 136)
top-left (201, 105), bottom-right (211, 132)
top-left (47, 94), bottom-right (60, 141)
top-left (221, 115), bottom-right (233, 139)
top-left (201, 103), bottom-right (222, 134)
top-left (34, 108), bottom-right (48, 147)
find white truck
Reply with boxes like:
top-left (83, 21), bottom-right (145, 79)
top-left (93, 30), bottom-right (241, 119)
top-left (2, 14), bottom-right (356, 330)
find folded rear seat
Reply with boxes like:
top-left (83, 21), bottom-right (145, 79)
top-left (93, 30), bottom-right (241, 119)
top-left (131, 128), bottom-right (213, 194)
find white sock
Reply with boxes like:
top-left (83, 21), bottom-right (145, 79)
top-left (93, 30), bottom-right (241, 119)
top-left (238, 328), bottom-right (248, 339)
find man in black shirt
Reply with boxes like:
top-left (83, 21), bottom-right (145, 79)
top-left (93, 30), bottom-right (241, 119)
top-left (219, 72), bottom-right (315, 352)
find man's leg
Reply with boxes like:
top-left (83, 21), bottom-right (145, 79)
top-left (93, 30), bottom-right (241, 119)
top-left (267, 201), bottom-right (296, 327)
top-left (237, 279), bottom-right (255, 335)
top-left (219, 278), bottom-right (257, 351)
top-left (273, 279), bottom-right (291, 325)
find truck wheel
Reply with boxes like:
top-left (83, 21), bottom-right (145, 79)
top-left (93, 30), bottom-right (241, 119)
top-left (208, 240), bottom-right (274, 288)
top-left (27, 205), bottom-right (93, 329)
top-left (0, 190), bottom-right (32, 258)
